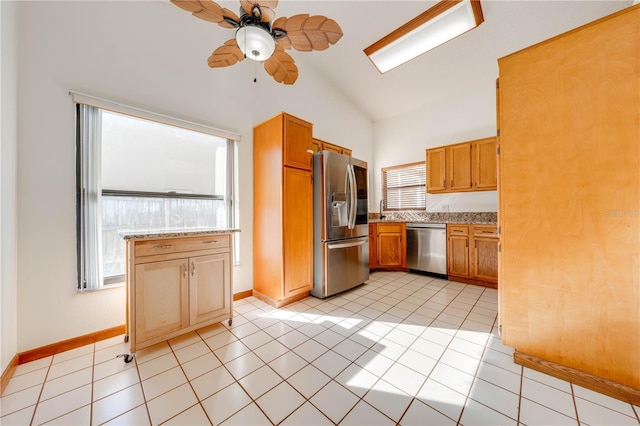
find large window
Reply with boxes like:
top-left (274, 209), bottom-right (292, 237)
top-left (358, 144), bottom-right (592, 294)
top-left (75, 96), bottom-right (239, 291)
top-left (382, 162), bottom-right (426, 210)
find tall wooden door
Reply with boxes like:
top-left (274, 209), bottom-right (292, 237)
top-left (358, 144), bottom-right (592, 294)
top-left (499, 6), bottom-right (640, 392)
top-left (283, 166), bottom-right (313, 297)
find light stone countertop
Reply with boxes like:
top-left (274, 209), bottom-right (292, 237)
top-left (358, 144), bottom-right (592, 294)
top-left (368, 211), bottom-right (497, 225)
top-left (120, 228), bottom-right (240, 241)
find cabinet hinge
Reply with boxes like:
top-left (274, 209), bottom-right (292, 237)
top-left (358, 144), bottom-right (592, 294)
top-left (496, 146), bottom-right (501, 155)
top-left (496, 80), bottom-right (500, 89)
top-left (497, 226), bottom-right (501, 235)
top-left (497, 129), bottom-right (500, 137)
top-left (498, 244), bottom-right (502, 253)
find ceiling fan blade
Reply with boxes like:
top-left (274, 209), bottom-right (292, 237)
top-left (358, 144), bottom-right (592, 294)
top-left (272, 14), bottom-right (343, 52)
top-left (239, 0), bottom-right (277, 22)
top-left (263, 46), bottom-right (298, 85)
top-left (171, 0), bottom-right (239, 28)
top-left (208, 39), bottom-right (245, 68)
top-left (171, 0), bottom-right (207, 13)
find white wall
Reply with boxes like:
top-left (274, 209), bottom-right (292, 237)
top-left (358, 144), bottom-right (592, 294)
top-left (15, 1), bottom-right (372, 351)
top-left (372, 84), bottom-right (498, 213)
top-left (1, 1), bottom-right (19, 374)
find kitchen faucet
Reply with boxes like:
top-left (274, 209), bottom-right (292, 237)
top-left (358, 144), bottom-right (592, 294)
top-left (379, 200), bottom-right (385, 220)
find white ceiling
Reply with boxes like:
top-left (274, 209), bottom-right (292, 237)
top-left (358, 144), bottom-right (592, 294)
top-left (186, 1), bottom-right (632, 122)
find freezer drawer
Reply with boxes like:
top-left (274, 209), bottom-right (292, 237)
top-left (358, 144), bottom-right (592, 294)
top-left (311, 237), bottom-right (369, 298)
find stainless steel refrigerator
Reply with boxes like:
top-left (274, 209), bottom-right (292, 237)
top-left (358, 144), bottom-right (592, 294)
top-left (311, 151), bottom-right (369, 298)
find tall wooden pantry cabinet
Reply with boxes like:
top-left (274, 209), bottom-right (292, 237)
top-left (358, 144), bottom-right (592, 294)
top-left (498, 5), bottom-right (640, 404)
top-left (253, 112), bottom-right (314, 307)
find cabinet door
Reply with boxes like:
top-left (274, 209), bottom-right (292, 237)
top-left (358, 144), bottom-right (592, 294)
top-left (369, 223), bottom-right (378, 269)
top-left (447, 233), bottom-right (470, 277)
top-left (426, 148), bottom-right (447, 193)
top-left (189, 253), bottom-right (231, 325)
top-left (283, 166), bottom-right (313, 296)
top-left (135, 259), bottom-right (188, 343)
top-left (473, 237), bottom-right (498, 283)
top-left (448, 143), bottom-right (472, 191)
top-left (322, 142), bottom-right (342, 153)
top-left (474, 138), bottom-right (497, 190)
top-left (378, 232), bottom-right (403, 267)
top-left (283, 114), bottom-right (313, 171)
top-left (311, 138), bottom-right (322, 153)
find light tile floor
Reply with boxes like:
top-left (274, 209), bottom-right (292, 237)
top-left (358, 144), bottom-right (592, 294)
top-left (2, 271), bottom-right (639, 425)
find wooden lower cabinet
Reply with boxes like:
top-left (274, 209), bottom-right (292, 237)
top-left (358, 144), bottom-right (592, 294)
top-left (369, 223), bottom-right (377, 269)
top-left (369, 222), bottom-right (406, 271)
top-left (447, 224), bottom-right (497, 288)
top-left (126, 233), bottom-right (233, 353)
top-left (447, 225), bottom-right (470, 277)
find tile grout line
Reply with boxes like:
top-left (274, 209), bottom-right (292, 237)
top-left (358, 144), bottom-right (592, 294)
top-left (453, 288), bottom-right (501, 425)
top-left (27, 354), bottom-right (54, 425)
top-left (516, 364), bottom-right (524, 425)
top-left (90, 343), bottom-right (95, 425)
top-left (570, 383), bottom-right (581, 425)
top-left (132, 349), bottom-right (154, 425)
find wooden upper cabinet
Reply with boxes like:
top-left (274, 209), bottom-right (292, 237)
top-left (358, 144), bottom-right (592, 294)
top-left (426, 137), bottom-right (497, 193)
top-left (426, 147), bottom-right (447, 193)
top-left (283, 114), bottom-right (313, 171)
top-left (448, 143), bottom-right (473, 191)
top-left (311, 138), bottom-right (322, 153)
top-left (312, 137), bottom-right (352, 156)
top-left (474, 137), bottom-right (498, 190)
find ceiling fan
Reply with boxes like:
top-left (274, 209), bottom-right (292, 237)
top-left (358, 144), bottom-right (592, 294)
top-left (171, 0), bottom-right (344, 85)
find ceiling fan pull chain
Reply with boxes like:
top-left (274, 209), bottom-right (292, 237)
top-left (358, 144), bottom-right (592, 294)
top-left (254, 60), bottom-right (258, 83)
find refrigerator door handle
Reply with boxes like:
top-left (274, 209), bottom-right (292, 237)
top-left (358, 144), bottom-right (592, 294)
top-left (347, 164), bottom-right (357, 229)
top-left (327, 238), bottom-right (367, 250)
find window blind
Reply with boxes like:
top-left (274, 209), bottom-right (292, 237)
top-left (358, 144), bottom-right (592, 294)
top-left (382, 162), bottom-right (426, 210)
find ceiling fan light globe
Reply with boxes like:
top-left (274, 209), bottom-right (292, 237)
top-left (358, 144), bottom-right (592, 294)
top-left (236, 25), bottom-right (276, 61)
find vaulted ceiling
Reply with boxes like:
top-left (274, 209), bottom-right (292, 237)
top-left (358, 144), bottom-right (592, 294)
top-left (173, 1), bottom-right (632, 122)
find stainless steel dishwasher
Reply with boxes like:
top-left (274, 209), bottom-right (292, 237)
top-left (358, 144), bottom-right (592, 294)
top-left (406, 223), bottom-right (447, 277)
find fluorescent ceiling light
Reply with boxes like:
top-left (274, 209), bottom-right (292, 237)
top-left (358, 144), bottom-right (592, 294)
top-left (364, 0), bottom-right (484, 73)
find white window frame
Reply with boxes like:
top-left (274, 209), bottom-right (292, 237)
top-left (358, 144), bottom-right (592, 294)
top-left (382, 161), bottom-right (426, 211)
top-left (72, 92), bottom-right (240, 292)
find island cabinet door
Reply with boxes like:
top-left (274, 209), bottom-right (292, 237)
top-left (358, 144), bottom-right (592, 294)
top-left (189, 253), bottom-right (231, 325)
top-left (135, 259), bottom-right (189, 343)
